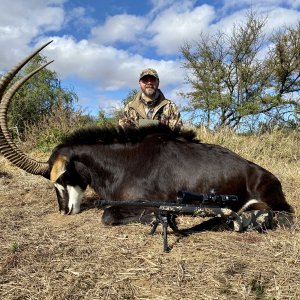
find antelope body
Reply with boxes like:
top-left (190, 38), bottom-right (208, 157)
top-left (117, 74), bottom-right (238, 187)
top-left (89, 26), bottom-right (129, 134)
top-left (0, 42), bottom-right (293, 226)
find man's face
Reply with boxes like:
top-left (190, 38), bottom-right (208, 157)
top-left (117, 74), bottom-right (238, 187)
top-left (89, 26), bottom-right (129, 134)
top-left (139, 75), bottom-right (159, 97)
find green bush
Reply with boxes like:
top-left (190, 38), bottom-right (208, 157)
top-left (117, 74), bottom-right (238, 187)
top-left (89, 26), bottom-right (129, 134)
top-left (22, 105), bottom-right (98, 152)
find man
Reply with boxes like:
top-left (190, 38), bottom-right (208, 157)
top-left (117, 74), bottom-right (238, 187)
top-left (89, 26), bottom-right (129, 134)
top-left (119, 68), bottom-right (182, 129)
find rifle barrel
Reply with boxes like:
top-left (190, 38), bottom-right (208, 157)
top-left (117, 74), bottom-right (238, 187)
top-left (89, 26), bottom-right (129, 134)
top-left (95, 199), bottom-right (219, 210)
top-left (96, 199), bottom-right (177, 208)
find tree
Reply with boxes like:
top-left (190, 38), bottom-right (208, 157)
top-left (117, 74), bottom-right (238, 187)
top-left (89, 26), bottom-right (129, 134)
top-left (181, 12), bottom-right (300, 130)
top-left (267, 22), bottom-right (300, 129)
top-left (7, 54), bottom-right (78, 135)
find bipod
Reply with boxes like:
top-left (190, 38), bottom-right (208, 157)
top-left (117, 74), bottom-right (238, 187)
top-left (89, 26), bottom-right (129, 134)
top-left (149, 211), bottom-right (181, 252)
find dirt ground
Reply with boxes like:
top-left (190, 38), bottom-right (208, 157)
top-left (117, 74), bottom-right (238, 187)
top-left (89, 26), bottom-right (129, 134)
top-left (0, 155), bottom-right (299, 300)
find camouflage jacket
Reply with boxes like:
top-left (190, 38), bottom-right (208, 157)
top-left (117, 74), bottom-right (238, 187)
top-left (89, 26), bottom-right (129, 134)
top-left (118, 90), bottom-right (183, 130)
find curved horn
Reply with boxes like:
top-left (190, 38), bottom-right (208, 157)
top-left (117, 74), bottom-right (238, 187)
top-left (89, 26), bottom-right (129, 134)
top-left (0, 41), bottom-right (54, 177)
top-left (0, 41), bottom-right (53, 99)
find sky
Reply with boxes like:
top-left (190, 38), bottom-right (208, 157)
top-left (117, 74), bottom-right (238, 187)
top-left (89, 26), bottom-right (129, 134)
top-left (0, 0), bottom-right (300, 118)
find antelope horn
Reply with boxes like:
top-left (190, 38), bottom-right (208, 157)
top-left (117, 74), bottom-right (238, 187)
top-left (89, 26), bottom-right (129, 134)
top-left (0, 41), bottom-right (54, 177)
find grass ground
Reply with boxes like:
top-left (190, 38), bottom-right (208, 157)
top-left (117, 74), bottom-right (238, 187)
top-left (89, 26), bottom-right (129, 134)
top-left (0, 129), bottom-right (299, 300)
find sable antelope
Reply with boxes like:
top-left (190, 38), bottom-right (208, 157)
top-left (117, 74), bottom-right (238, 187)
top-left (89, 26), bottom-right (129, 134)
top-left (0, 42), bottom-right (293, 226)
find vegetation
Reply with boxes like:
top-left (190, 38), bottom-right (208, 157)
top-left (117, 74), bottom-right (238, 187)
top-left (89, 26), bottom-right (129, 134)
top-left (21, 88), bottom-right (140, 151)
top-left (1, 11), bottom-right (299, 152)
top-left (111, 88), bottom-right (139, 122)
top-left (22, 105), bottom-right (90, 152)
top-left (7, 54), bottom-right (78, 136)
top-left (1, 10), bottom-right (300, 300)
top-left (0, 128), bottom-right (299, 299)
top-left (181, 12), bottom-right (300, 131)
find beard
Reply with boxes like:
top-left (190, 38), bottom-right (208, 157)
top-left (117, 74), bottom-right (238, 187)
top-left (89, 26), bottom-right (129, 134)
top-left (143, 87), bottom-right (156, 97)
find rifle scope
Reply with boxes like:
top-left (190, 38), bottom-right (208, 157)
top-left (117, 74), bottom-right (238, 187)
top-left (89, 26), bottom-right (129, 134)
top-left (177, 190), bottom-right (239, 206)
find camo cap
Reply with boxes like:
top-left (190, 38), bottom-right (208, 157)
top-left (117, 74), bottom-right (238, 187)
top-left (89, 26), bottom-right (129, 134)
top-left (139, 68), bottom-right (159, 80)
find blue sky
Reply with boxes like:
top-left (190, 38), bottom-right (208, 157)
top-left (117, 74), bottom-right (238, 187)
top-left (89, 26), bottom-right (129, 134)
top-left (0, 0), bottom-right (300, 118)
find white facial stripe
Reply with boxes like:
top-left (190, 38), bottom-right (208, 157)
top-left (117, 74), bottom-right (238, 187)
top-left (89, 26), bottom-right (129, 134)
top-left (67, 185), bottom-right (84, 214)
top-left (54, 183), bottom-right (65, 198)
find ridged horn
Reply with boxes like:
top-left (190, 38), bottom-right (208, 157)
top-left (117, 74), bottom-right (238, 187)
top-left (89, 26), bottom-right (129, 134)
top-left (0, 41), bottom-right (54, 177)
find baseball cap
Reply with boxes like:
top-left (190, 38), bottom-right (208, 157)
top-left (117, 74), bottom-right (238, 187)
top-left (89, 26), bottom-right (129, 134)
top-left (139, 68), bottom-right (159, 80)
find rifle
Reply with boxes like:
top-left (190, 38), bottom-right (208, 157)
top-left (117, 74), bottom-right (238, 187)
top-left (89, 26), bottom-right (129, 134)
top-left (97, 189), bottom-right (273, 252)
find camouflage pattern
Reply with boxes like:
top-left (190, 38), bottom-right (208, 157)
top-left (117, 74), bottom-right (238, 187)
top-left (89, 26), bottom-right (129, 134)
top-left (97, 200), bottom-right (275, 252)
top-left (140, 68), bottom-right (159, 80)
top-left (236, 209), bottom-right (274, 231)
top-left (159, 205), bottom-right (274, 232)
top-left (97, 200), bottom-right (274, 232)
top-left (119, 90), bottom-right (183, 130)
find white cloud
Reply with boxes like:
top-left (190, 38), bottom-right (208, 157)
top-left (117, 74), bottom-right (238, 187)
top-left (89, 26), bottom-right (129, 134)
top-left (1, 0), bottom-right (299, 116)
top-left (0, 0), bottom-right (65, 35)
top-left (147, 3), bottom-right (216, 55)
top-left (209, 9), bottom-right (249, 35)
top-left (264, 8), bottom-right (300, 34)
top-left (0, 0), bottom-right (65, 69)
top-left (95, 94), bottom-right (124, 114)
top-left (40, 36), bottom-right (184, 92)
top-left (207, 5), bottom-right (300, 37)
top-left (219, 0), bottom-right (300, 28)
top-left (90, 14), bottom-right (147, 45)
top-left (149, 0), bottom-right (193, 16)
top-left (64, 6), bottom-right (96, 29)
top-left (222, 0), bottom-right (300, 10)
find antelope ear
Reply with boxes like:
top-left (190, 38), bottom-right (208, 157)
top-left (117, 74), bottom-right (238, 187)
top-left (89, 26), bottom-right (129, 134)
top-left (50, 155), bottom-right (70, 183)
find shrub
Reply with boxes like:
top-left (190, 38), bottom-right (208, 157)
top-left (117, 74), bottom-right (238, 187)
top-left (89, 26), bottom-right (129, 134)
top-left (22, 104), bottom-right (97, 152)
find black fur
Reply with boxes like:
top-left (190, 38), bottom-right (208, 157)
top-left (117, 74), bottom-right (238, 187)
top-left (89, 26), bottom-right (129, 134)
top-left (60, 124), bottom-right (199, 146)
top-left (48, 124), bottom-right (293, 223)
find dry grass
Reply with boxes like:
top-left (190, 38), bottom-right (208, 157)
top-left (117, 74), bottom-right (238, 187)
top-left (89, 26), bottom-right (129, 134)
top-left (0, 130), bottom-right (300, 300)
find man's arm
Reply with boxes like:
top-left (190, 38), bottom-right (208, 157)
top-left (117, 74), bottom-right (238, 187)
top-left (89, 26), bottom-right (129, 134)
top-left (162, 102), bottom-right (183, 130)
top-left (118, 105), bottom-right (139, 128)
